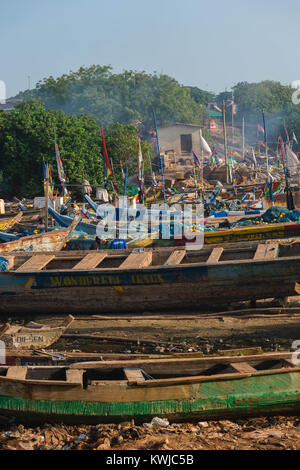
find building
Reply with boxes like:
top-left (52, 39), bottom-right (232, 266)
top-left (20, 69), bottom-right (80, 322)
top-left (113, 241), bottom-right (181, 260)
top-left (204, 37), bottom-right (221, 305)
top-left (157, 122), bottom-right (203, 155)
top-left (0, 98), bottom-right (23, 112)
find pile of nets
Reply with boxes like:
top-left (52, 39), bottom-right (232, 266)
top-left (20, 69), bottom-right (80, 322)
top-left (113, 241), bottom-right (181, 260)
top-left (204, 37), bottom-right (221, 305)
top-left (231, 206), bottom-right (300, 228)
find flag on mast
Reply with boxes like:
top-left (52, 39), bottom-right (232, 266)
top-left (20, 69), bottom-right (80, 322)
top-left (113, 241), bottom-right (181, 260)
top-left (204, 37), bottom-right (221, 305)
top-left (257, 124), bottom-right (265, 134)
top-left (138, 138), bottom-right (144, 185)
top-left (101, 128), bottom-right (112, 178)
top-left (251, 148), bottom-right (257, 169)
top-left (54, 132), bottom-right (67, 196)
top-left (192, 152), bottom-right (202, 169)
top-left (200, 135), bottom-right (212, 155)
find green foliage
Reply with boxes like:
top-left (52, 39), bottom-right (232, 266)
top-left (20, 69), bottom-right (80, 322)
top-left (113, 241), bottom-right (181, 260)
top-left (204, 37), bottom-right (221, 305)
top-left (217, 81), bottom-right (300, 144)
top-left (17, 66), bottom-right (208, 129)
top-left (0, 100), bottom-right (151, 198)
top-left (188, 87), bottom-right (215, 106)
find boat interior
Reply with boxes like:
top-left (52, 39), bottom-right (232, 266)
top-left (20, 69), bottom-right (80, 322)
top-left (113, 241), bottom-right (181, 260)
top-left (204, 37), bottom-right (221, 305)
top-left (0, 354), bottom-right (296, 386)
top-left (2, 239), bottom-right (300, 273)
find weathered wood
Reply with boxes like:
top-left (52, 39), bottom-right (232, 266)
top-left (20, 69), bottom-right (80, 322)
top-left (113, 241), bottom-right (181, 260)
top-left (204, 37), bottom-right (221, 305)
top-left (207, 247), bottom-right (224, 263)
top-left (120, 251), bottom-right (152, 269)
top-left (66, 369), bottom-right (84, 384)
top-left (72, 253), bottom-right (107, 271)
top-left (123, 368), bottom-right (145, 384)
top-left (254, 243), bottom-right (279, 260)
top-left (230, 362), bottom-right (257, 374)
top-left (164, 250), bottom-right (186, 266)
top-left (6, 367), bottom-right (27, 380)
top-left (16, 255), bottom-right (55, 272)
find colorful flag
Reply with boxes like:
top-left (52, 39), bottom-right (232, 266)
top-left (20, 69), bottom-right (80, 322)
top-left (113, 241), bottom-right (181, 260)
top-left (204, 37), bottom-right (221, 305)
top-left (293, 132), bottom-right (298, 144)
top-left (200, 135), bottom-right (212, 155)
top-left (54, 133), bottom-right (67, 196)
top-left (138, 138), bottom-right (144, 186)
top-left (102, 128), bottom-right (112, 178)
top-left (251, 148), bottom-right (257, 168)
top-left (285, 128), bottom-right (290, 143)
top-left (257, 124), bottom-right (264, 134)
top-left (192, 152), bottom-right (201, 169)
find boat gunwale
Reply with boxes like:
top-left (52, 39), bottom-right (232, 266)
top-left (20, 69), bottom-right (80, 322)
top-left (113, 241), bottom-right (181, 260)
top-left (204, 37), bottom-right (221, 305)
top-left (7, 252), bottom-right (300, 276)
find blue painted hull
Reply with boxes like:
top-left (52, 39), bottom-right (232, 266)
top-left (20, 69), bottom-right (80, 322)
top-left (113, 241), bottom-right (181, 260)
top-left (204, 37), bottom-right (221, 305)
top-left (0, 256), bottom-right (299, 314)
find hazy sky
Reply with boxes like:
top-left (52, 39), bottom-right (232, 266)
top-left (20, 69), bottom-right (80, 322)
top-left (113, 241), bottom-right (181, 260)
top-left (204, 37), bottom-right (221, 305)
top-left (1, 0), bottom-right (300, 97)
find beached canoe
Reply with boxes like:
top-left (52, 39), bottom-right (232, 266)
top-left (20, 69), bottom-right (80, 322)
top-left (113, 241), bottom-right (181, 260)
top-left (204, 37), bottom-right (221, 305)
top-left (0, 352), bottom-right (298, 423)
top-left (202, 221), bottom-right (300, 245)
top-left (0, 240), bottom-right (300, 314)
top-left (0, 315), bottom-right (74, 350)
top-left (0, 215), bottom-right (81, 253)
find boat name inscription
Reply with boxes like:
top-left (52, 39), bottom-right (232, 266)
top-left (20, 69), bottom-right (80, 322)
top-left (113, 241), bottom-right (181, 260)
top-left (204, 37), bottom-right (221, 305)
top-left (48, 273), bottom-right (165, 288)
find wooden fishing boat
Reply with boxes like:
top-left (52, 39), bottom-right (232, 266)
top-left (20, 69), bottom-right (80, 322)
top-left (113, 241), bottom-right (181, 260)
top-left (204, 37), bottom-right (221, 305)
top-left (202, 221), bottom-right (300, 245)
top-left (1, 239), bottom-right (300, 314)
top-left (0, 352), bottom-right (298, 423)
top-left (0, 215), bottom-right (81, 253)
top-left (0, 213), bottom-right (22, 231)
top-left (4, 349), bottom-right (206, 367)
top-left (0, 315), bottom-right (74, 350)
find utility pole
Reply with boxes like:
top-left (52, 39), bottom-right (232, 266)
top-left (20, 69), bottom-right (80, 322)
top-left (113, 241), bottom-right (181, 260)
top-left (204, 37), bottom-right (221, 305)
top-left (242, 117), bottom-right (245, 160)
top-left (231, 91), bottom-right (234, 148)
top-left (222, 100), bottom-right (230, 184)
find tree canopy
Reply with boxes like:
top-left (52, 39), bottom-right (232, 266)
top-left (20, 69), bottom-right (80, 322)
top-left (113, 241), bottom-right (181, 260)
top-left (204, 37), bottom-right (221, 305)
top-left (17, 66), bottom-right (210, 130)
top-left (0, 100), bottom-right (152, 198)
top-left (217, 81), bottom-right (300, 143)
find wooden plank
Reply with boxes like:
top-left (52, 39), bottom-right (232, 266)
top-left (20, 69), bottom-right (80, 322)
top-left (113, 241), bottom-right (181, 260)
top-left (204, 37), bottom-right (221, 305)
top-left (164, 250), bottom-right (186, 266)
top-left (254, 243), bottom-right (279, 261)
top-left (207, 247), bottom-right (224, 264)
top-left (6, 367), bottom-right (27, 380)
top-left (120, 252), bottom-right (152, 269)
top-left (16, 255), bottom-right (55, 272)
top-left (66, 369), bottom-right (84, 384)
top-left (72, 253), bottom-right (107, 271)
top-left (230, 362), bottom-right (257, 374)
top-left (123, 368), bottom-right (145, 384)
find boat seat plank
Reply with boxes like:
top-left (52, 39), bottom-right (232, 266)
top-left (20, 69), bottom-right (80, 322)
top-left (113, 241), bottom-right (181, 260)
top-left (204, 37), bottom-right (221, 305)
top-left (6, 367), bottom-right (27, 380)
top-left (66, 369), bottom-right (84, 384)
top-left (164, 250), bottom-right (186, 266)
top-left (230, 362), bottom-right (257, 374)
top-left (16, 255), bottom-right (55, 272)
top-left (124, 368), bottom-right (145, 383)
top-left (120, 252), bottom-right (152, 269)
top-left (207, 247), bottom-right (224, 264)
top-left (72, 253), bottom-right (107, 271)
top-left (254, 243), bottom-right (279, 261)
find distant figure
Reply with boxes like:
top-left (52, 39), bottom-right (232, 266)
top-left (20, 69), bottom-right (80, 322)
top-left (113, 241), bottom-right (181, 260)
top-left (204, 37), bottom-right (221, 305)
top-left (91, 236), bottom-right (102, 250)
top-left (109, 239), bottom-right (128, 250)
top-left (36, 217), bottom-right (45, 232)
top-left (83, 179), bottom-right (92, 197)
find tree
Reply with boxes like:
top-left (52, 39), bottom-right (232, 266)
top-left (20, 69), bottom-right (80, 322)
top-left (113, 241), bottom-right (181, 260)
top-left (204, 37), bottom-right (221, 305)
top-left (17, 66), bottom-right (208, 130)
top-left (0, 100), bottom-right (151, 198)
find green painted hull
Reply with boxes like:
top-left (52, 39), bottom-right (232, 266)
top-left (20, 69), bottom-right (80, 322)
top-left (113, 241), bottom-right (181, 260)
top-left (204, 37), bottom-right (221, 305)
top-left (1, 371), bottom-right (300, 423)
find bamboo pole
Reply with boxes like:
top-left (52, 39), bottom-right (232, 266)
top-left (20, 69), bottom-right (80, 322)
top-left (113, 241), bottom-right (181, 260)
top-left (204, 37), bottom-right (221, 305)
top-left (45, 166), bottom-right (49, 232)
top-left (222, 100), bottom-right (230, 184)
